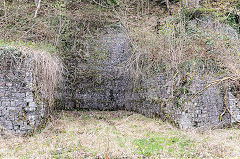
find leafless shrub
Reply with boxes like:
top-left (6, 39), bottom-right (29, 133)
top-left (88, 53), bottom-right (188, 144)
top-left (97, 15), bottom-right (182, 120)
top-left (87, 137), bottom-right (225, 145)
top-left (117, 14), bottom-right (191, 79)
top-left (116, 5), bottom-right (240, 80)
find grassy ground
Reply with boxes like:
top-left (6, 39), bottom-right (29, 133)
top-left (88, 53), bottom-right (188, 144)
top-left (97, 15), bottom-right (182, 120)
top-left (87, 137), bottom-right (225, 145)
top-left (0, 110), bottom-right (239, 158)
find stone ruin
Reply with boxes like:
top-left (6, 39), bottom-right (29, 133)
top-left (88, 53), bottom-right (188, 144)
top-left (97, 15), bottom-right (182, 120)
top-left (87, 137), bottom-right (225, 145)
top-left (0, 47), bottom-right (60, 135)
top-left (0, 48), bottom-right (47, 135)
top-left (0, 27), bottom-right (240, 135)
top-left (57, 26), bottom-right (240, 129)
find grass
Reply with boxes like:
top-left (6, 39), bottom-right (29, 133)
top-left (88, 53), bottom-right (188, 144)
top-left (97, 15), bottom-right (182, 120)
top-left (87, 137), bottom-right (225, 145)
top-left (0, 110), bottom-right (239, 158)
top-left (134, 134), bottom-right (195, 157)
top-left (0, 40), bottom-right (58, 55)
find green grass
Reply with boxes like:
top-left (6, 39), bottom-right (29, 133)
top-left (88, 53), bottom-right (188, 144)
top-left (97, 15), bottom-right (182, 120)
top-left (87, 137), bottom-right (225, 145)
top-left (0, 39), bottom-right (58, 55)
top-left (134, 134), bottom-right (195, 158)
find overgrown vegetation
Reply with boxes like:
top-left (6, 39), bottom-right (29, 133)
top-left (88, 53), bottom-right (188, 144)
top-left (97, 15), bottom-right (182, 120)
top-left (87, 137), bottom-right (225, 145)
top-left (111, 0), bottom-right (240, 109)
top-left (0, 0), bottom-right (239, 120)
top-left (0, 0), bottom-right (239, 77)
top-left (0, 0), bottom-right (239, 117)
top-left (0, 0), bottom-right (240, 157)
top-left (115, 0), bottom-right (240, 77)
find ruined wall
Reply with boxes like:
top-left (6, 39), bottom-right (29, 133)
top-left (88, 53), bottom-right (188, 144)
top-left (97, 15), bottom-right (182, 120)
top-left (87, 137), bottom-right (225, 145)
top-left (1, 28), bottom-right (238, 135)
top-left (139, 75), bottom-right (235, 129)
top-left (57, 26), bottom-right (240, 129)
top-left (57, 27), bottom-right (134, 111)
top-left (0, 48), bottom-right (47, 135)
top-left (228, 92), bottom-right (240, 122)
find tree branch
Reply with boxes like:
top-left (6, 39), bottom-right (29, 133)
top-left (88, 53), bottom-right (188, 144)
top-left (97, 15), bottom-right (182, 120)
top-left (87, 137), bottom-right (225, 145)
top-left (34, 0), bottom-right (42, 18)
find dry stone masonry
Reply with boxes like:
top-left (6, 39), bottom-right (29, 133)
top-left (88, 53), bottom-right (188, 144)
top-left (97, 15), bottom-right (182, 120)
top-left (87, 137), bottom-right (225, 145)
top-left (0, 48), bottom-right (46, 135)
top-left (57, 25), bottom-right (240, 130)
top-left (141, 75), bottom-right (239, 129)
top-left (57, 27), bottom-right (133, 111)
top-left (1, 26), bottom-right (240, 135)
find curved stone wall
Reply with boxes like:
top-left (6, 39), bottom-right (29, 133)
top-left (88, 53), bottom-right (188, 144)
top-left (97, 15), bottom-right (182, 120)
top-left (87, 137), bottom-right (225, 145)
top-left (0, 48), bottom-right (47, 135)
top-left (57, 26), bottom-right (240, 130)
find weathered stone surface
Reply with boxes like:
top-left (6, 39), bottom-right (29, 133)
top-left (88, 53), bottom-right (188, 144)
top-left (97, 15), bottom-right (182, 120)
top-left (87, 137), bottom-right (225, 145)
top-left (1, 25), bottom-right (239, 135)
top-left (57, 26), bottom-right (133, 111)
top-left (228, 92), bottom-right (240, 122)
top-left (0, 48), bottom-right (47, 135)
top-left (57, 25), bottom-right (240, 129)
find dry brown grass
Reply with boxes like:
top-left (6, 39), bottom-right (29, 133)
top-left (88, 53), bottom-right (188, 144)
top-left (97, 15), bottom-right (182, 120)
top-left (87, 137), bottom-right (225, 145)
top-left (113, 1), bottom-right (240, 82)
top-left (0, 111), bottom-right (239, 158)
top-left (125, 16), bottom-right (239, 76)
top-left (19, 46), bottom-right (62, 107)
top-left (0, 45), bottom-right (62, 108)
top-left (0, 0), bottom-right (113, 44)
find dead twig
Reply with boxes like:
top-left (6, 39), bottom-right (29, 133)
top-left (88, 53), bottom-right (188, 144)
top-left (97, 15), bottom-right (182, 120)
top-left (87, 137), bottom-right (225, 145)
top-left (34, 0), bottom-right (42, 18)
top-left (192, 76), bottom-right (240, 99)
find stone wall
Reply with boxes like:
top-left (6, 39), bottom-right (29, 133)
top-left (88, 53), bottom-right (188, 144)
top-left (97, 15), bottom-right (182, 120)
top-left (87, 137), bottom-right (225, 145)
top-left (139, 75), bottom-right (235, 129)
top-left (1, 27), bottom-right (239, 135)
top-left (228, 92), bottom-right (240, 122)
top-left (0, 48), bottom-right (47, 135)
top-left (57, 26), bottom-right (134, 111)
top-left (57, 25), bottom-right (240, 130)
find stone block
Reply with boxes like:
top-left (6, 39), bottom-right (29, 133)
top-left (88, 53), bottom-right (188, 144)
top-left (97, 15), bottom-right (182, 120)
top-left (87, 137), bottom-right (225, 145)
top-left (2, 101), bottom-right (10, 107)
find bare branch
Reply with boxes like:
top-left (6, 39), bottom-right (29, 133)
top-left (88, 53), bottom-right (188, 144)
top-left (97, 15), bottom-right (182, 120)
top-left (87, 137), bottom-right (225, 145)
top-left (34, 0), bottom-right (42, 18)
